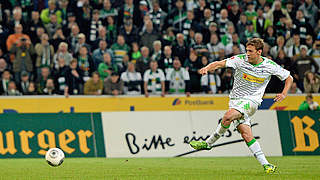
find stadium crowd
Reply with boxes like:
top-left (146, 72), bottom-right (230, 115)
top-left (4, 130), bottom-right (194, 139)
top-left (0, 0), bottom-right (319, 96)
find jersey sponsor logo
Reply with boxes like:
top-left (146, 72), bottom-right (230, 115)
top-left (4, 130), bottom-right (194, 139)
top-left (242, 73), bottom-right (265, 83)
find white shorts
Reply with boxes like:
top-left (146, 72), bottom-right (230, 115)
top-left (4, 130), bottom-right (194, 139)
top-left (229, 98), bottom-right (259, 128)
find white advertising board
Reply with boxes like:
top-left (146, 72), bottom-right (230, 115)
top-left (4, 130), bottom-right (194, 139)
top-left (102, 111), bottom-right (282, 157)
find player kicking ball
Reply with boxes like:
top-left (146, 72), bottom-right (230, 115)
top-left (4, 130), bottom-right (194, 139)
top-left (190, 38), bottom-right (293, 173)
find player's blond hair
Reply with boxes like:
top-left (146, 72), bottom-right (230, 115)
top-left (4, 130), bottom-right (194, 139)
top-left (246, 38), bottom-right (264, 51)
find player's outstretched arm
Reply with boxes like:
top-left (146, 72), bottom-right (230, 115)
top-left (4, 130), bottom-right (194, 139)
top-left (199, 60), bottom-right (226, 75)
top-left (274, 75), bottom-right (293, 102)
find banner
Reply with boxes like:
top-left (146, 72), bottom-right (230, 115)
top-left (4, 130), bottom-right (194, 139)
top-left (277, 111), bottom-right (320, 155)
top-left (0, 113), bottom-right (105, 158)
top-left (101, 111), bottom-right (282, 157)
top-left (0, 95), bottom-right (318, 113)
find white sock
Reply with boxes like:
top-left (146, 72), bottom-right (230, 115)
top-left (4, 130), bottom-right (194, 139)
top-left (247, 139), bottom-right (269, 165)
top-left (206, 122), bottom-right (229, 146)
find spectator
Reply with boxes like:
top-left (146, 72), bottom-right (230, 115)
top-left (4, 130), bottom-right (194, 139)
top-left (0, 70), bottom-right (12, 95)
top-left (149, 0), bottom-right (167, 31)
top-left (158, 46), bottom-right (173, 74)
top-left (166, 57), bottom-right (190, 96)
top-left (35, 34), bottom-right (55, 70)
top-left (225, 33), bottom-right (246, 56)
top-left (84, 72), bottom-right (103, 95)
top-left (42, 78), bottom-right (58, 95)
top-left (184, 50), bottom-right (202, 93)
top-left (309, 39), bottom-right (320, 73)
top-left (18, 71), bottom-right (31, 95)
top-left (241, 21), bottom-right (260, 44)
top-left (217, 9), bottom-right (231, 37)
top-left (53, 42), bottom-right (73, 69)
top-left (8, 7), bottom-right (27, 34)
top-left (130, 42), bottom-right (142, 63)
top-left (172, 33), bottom-right (189, 65)
top-left (45, 14), bottom-right (62, 39)
top-left (237, 13), bottom-right (247, 38)
top-left (270, 36), bottom-right (286, 59)
top-left (62, 12), bottom-right (77, 39)
top-left (98, 52), bottom-right (118, 81)
top-left (65, 59), bottom-right (84, 96)
top-left (292, 45), bottom-right (319, 90)
top-left (305, 35), bottom-right (313, 50)
top-left (67, 24), bottom-right (80, 53)
top-left (191, 33), bottom-right (209, 57)
top-left (104, 72), bottom-right (124, 95)
top-left (266, 0), bottom-right (291, 25)
top-left (298, 0), bottom-right (318, 28)
top-left (304, 71), bottom-right (320, 93)
top-left (220, 68), bottom-right (234, 94)
top-left (40, 0), bottom-right (62, 25)
top-left (285, 34), bottom-right (301, 60)
top-left (221, 23), bottom-right (236, 47)
top-left (6, 81), bottom-right (21, 96)
top-left (0, 58), bottom-right (8, 77)
top-left (77, 46), bottom-right (95, 80)
top-left (27, 11), bottom-right (44, 44)
top-left (106, 16), bottom-right (117, 45)
top-left (92, 40), bottom-right (113, 69)
top-left (6, 24), bottom-right (30, 51)
top-left (89, 10), bottom-right (103, 44)
top-left (166, 0), bottom-right (186, 33)
top-left (100, 0), bottom-right (118, 21)
top-left (117, 0), bottom-right (141, 28)
top-left (121, 62), bottom-right (142, 95)
top-left (298, 94), bottom-right (320, 110)
top-left (252, 8), bottom-right (272, 36)
top-left (274, 49), bottom-right (292, 71)
top-left (245, 2), bottom-right (257, 22)
top-left (36, 66), bottom-right (51, 94)
top-left (53, 57), bottom-right (68, 95)
top-left (136, 46), bottom-right (150, 75)
top-left (207, 33), bottom-right (224, 62)
top-left (111, 35), bottom-right (130, 68)
top-left (228, 1), bottom-right (241, 28)
top-left (74, 33), bottom-right (91, 56)
top-left (151, 40), bottom-right (163, 62)
top-left (293, 10), bottom-right (313, 44)
top-left (51, 27), bottom-right (66, 51)
top-left (119, 17), bottom-right (139, 45)
top-left (24, 81), bottom-right (37, 95)
top-left (10, 37), bottom-right (35, 83)
top-left (194, 0), bottom-right (207, 23)
top-left (140, 20), bottom-right (160, 52)
top-left (201, 8), bottom-right (214, 30)
top-left (289, 82), bottom-right (302, 94)
top-left (200, 55), bottom-right (221, 94)
top-left (92, 26), bottom-right (107, 50)
top-left (143, 60), bottom-right (165, 97)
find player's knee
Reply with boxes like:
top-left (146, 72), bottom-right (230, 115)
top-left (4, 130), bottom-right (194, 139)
top-left (241, 132), bottom-right (252, 142)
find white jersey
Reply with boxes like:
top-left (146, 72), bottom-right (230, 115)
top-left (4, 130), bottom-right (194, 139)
top-left (225, 54), bottom-right (290, 105)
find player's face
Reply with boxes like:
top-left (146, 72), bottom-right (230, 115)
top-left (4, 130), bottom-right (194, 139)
top-left (246, 45), bottom-right (261, 64)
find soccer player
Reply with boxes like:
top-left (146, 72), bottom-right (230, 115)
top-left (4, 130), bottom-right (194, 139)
top-left (190, 38), bottom-right (293, 173)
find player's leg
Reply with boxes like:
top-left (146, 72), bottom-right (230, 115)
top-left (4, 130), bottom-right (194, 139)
top-left (190, 108), bottom-right (242, 150)
top-left (237, 123), bottom-right (277, 173)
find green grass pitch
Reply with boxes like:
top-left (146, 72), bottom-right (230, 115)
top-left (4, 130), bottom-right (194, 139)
top-left (1, 156), bottom-right (319, 180)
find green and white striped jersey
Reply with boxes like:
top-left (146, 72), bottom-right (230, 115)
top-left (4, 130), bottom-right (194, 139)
top-left (225, 54), bottom-right (290, 105)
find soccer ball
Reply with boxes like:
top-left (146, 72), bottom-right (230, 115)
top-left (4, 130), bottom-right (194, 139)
top-left (45, 148), bottom-right (65, 167)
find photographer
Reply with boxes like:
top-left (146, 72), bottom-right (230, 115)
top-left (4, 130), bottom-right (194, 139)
top-left (299, 94), bottom-right (320, 110)
top-left (10, 37), bottom-right (35, 83)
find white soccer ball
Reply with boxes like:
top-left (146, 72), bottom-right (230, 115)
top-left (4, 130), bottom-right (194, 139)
top-left (45, 148), bottom-right (65, 167)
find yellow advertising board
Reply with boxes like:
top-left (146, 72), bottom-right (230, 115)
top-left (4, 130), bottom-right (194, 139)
top-left (0, 96), bottom-right (229, 113)
top-left (0, 95), bottom-right (318, 113)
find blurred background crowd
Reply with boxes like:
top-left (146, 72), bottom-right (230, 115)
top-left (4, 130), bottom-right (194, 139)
top-left (0, 0), bottom-right (319, 96)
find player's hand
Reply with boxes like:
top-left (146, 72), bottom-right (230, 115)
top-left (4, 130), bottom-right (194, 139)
top-left (199, 67), bottom-right (209, 75)
top-left (274, 93), bottom-right (286, 102)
